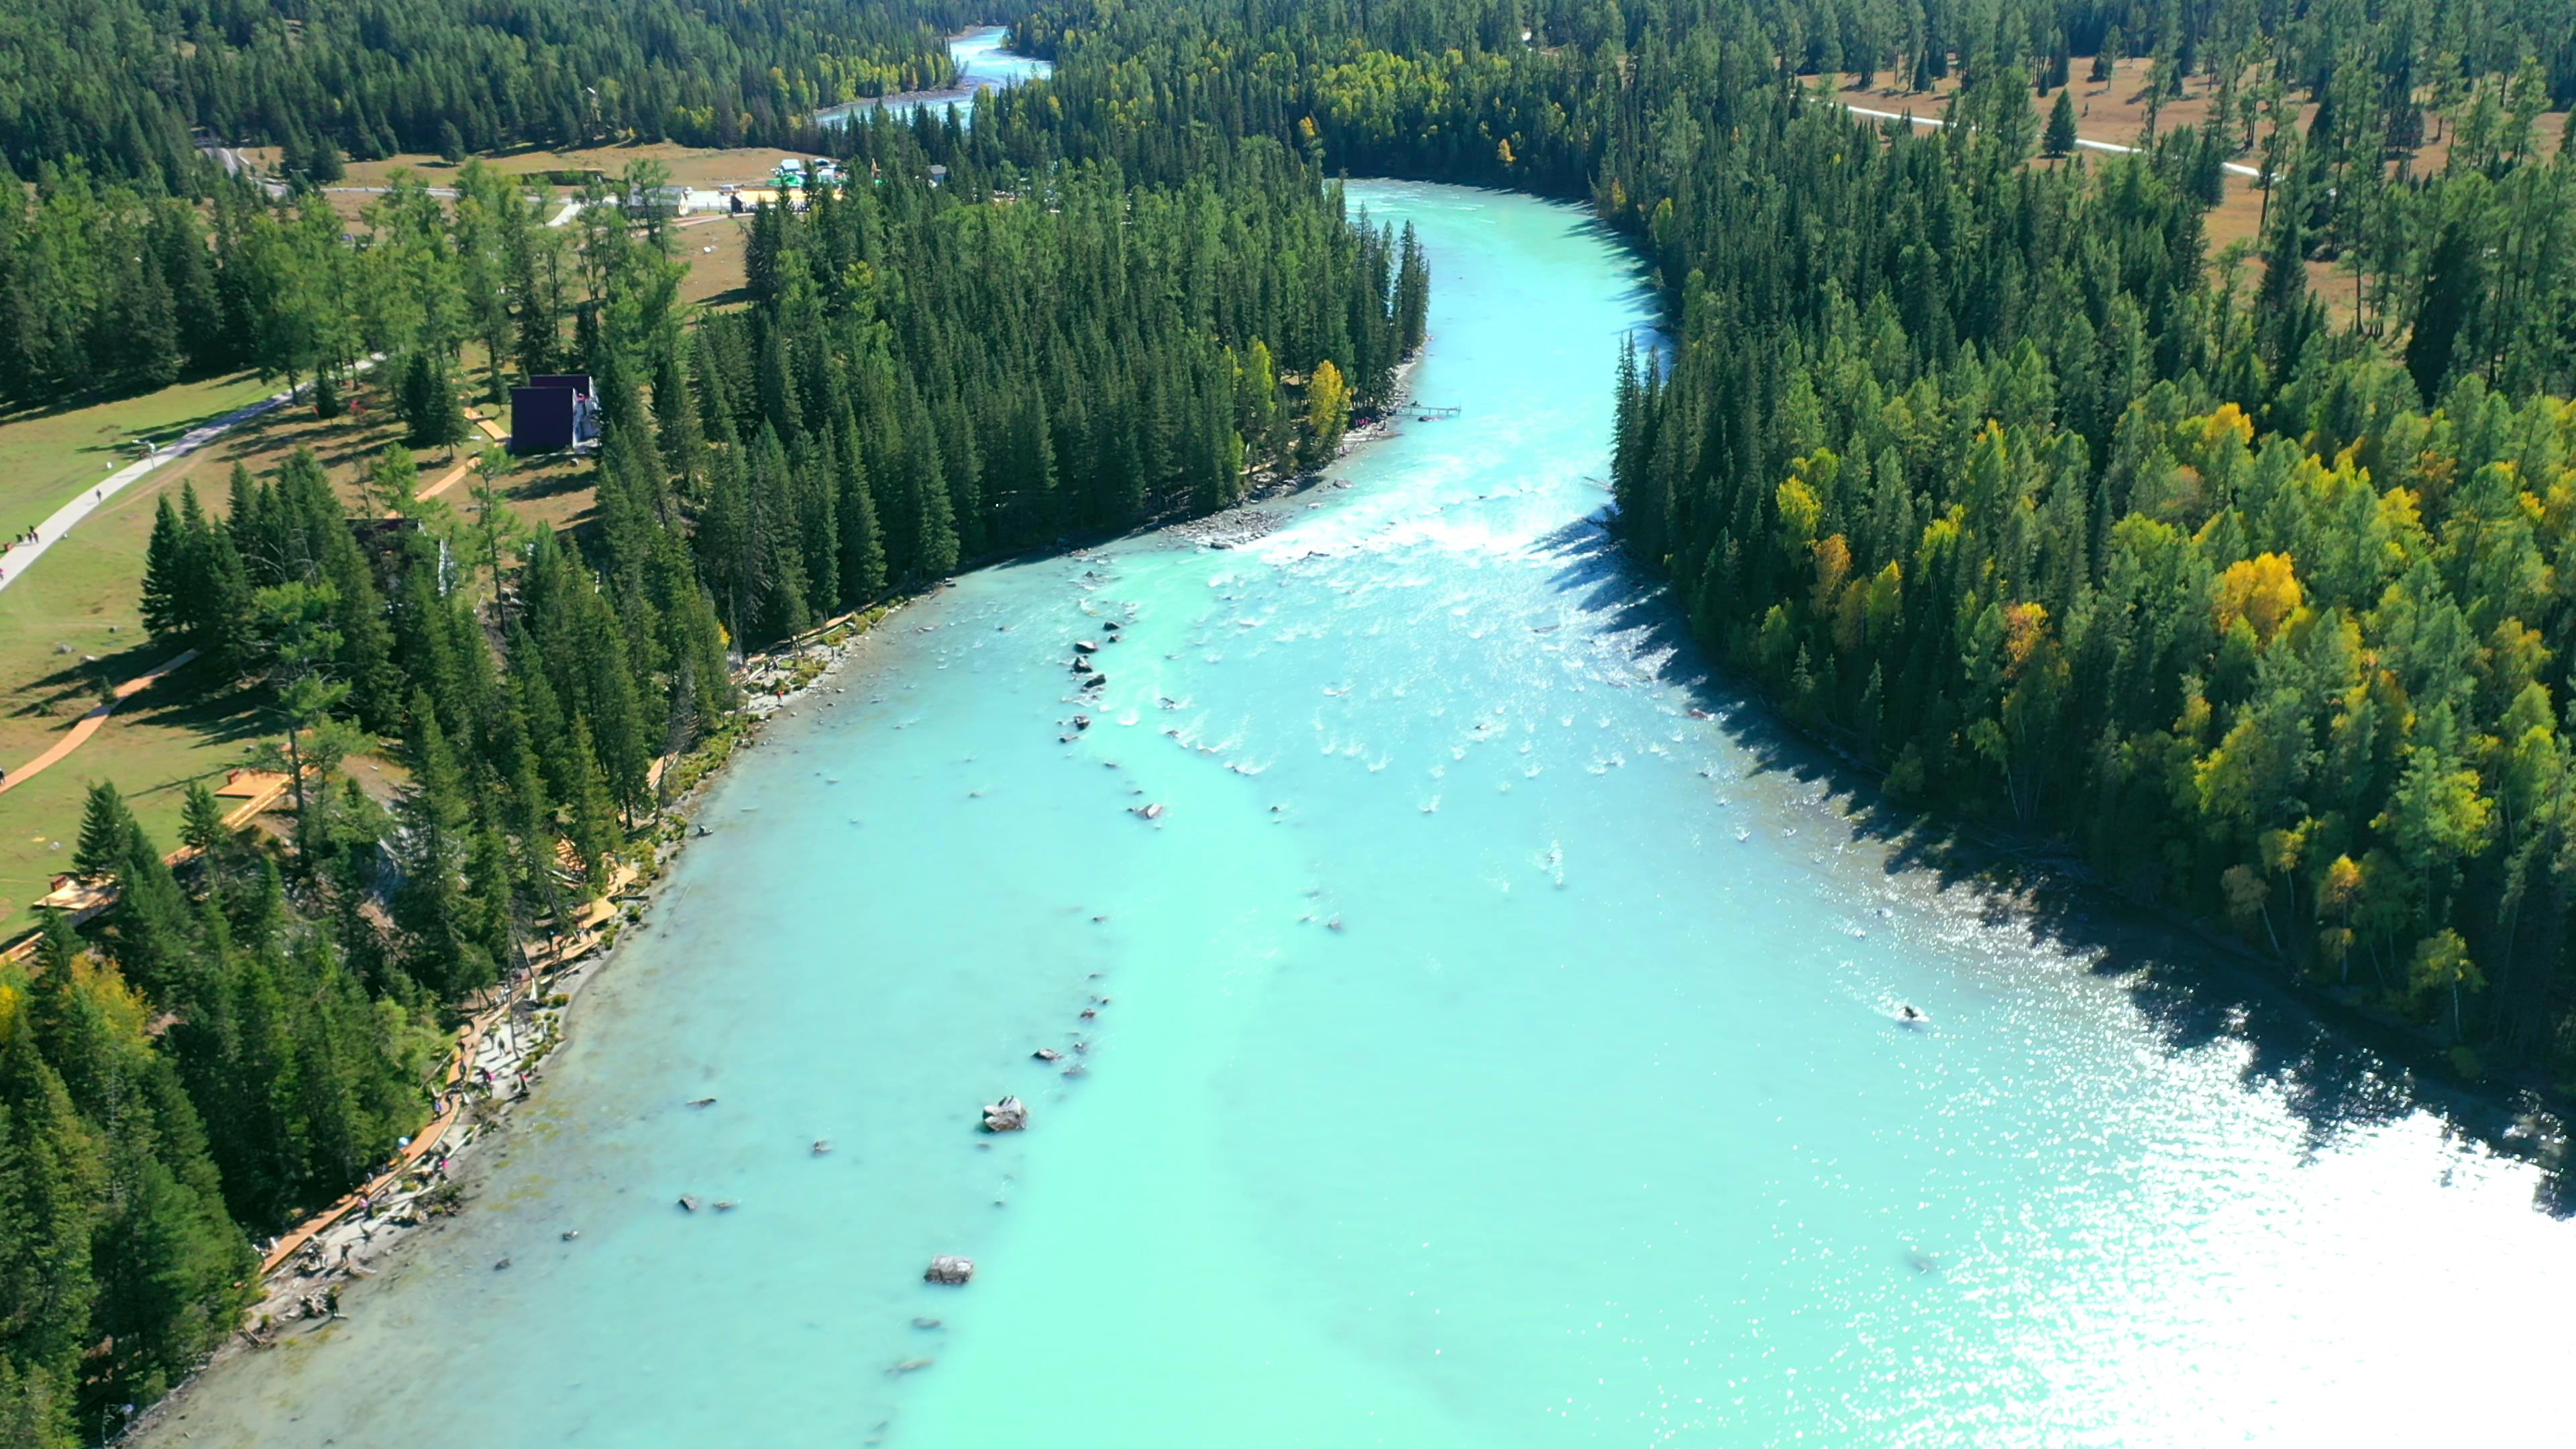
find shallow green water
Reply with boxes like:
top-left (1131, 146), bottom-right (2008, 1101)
top-left (144, 183), bottom-right (2576, 1448)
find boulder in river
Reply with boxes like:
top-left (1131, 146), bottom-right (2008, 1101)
top-left (1032, 1048), bottom-right (1063, 1061)
top-left (1073, 640), bottom-right (1099, 653)
top-left (1082, 674), bottom-right (1108, 690)
top-left (1134, 802), bottom-right (1166, 820)
top-left (677, 1195), bottom-right (702, 1212)
top-left (924, 1255), bottom-right (975, 1285)
top-left (1071, 656), bottom-right (1094, 674)
top-left (981, 1095), bottom-right (1029, 1132)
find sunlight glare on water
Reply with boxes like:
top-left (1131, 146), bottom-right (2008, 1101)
top-left (144, 181), bottom-right (2576, 1449)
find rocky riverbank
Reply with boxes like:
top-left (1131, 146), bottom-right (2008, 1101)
top-left (119, 608), bottom-right (901, 1444)
top-left (127, 354), bottom-right (1425, 1444)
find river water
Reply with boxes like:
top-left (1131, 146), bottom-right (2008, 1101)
top-left (813, 27), bottom-right (1049, 127)
top-left (142, 183), bottom-right (2575, 1447)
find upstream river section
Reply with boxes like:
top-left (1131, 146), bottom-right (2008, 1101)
top-left (145, 184), bottom-right (2576, 1448)
top-left (814, 27), bottom-right (1049, 127)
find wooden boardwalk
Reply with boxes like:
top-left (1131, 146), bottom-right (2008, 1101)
top-left (254, 863), bottom-right (631, 1276)
top-left (0, 649), bottom-right (199, 798)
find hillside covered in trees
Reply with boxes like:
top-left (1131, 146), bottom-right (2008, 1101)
top-left (983, 0), bottom-right (2576, 1068)
top-left (0, 0), bottom-right (984, 189)
top-left (14, 0), bottom-right (2576, 1440)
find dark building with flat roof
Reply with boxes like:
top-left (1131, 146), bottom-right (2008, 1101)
top-left (509, 374), bottom-right (598, 454)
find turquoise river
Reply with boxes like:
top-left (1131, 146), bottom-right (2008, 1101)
top-left (813, 27), bottom-right (1049, 126)
top-left (142, 183), bottom-right (2576, 1447)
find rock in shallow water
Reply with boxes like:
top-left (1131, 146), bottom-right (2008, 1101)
top-left (924, 1255), bottom-right (975, 1285)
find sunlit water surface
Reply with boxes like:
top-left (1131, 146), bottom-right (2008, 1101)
top-left (814, 28), bottom-right (1050, 127)
top-left (143, 182), bottom-right (2575, 1448)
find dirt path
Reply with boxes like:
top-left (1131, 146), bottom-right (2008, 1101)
top-left (0, 649), bottom-right (199, 796)
top-left (409, 413), bottom-right (511, 504)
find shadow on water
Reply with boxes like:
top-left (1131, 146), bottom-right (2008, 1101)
top-left (1530, 508), bottom-right (2576, 1218)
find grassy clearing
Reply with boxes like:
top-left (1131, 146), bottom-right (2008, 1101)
top-left (0, 371), bottom-right (279, 539)
top-left (675, 213), bottom-right (754, 308)
top-left (484, 451), bottom-right (599, 536)
top-left (0, 378), bottom-right (433, 933)
top-left (248, 141), bottom-right (812, 193)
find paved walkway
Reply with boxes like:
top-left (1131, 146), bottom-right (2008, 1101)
top-left (0, 400), bottom-right (292, 594)
top-left (0, 649), bottom-right (199, 797)
top-left (1836, 100), bottom-right (2263, 177)
top-left (0, 360), bottom-right (378, 596)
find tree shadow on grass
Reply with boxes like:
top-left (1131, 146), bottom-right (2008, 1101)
top-left (9, 643), bottom-right (168, 723)
top-left (97, 397), bottom-right (282, 459)
top-left (125, 678), bottom-right (273, 751)
top-left (216, 399), bottom-right (403, 480)
top-left (0, 370), bottom-right (271, 435)
top-left (499, 464), bottom-right (600, 543)
top-left (8, 653), bottom-right (269, 788)
top-left (1529, 510), bottom-right (2576, 1217)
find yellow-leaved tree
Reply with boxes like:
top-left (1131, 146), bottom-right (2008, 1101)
top-left (1300, 359), bottom-right (1350, 468)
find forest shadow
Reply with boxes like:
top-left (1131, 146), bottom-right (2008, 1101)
top-left (0, 370), bottom-right (267, 435)
top-left (11, 642), bottom-right (167, 722)
top-left (10, 653), bottom-right (268, 768)
top-left (1527, 510), bottom-right (2576, 1218)
top-left (70, 399), bottom-right (270, 465)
